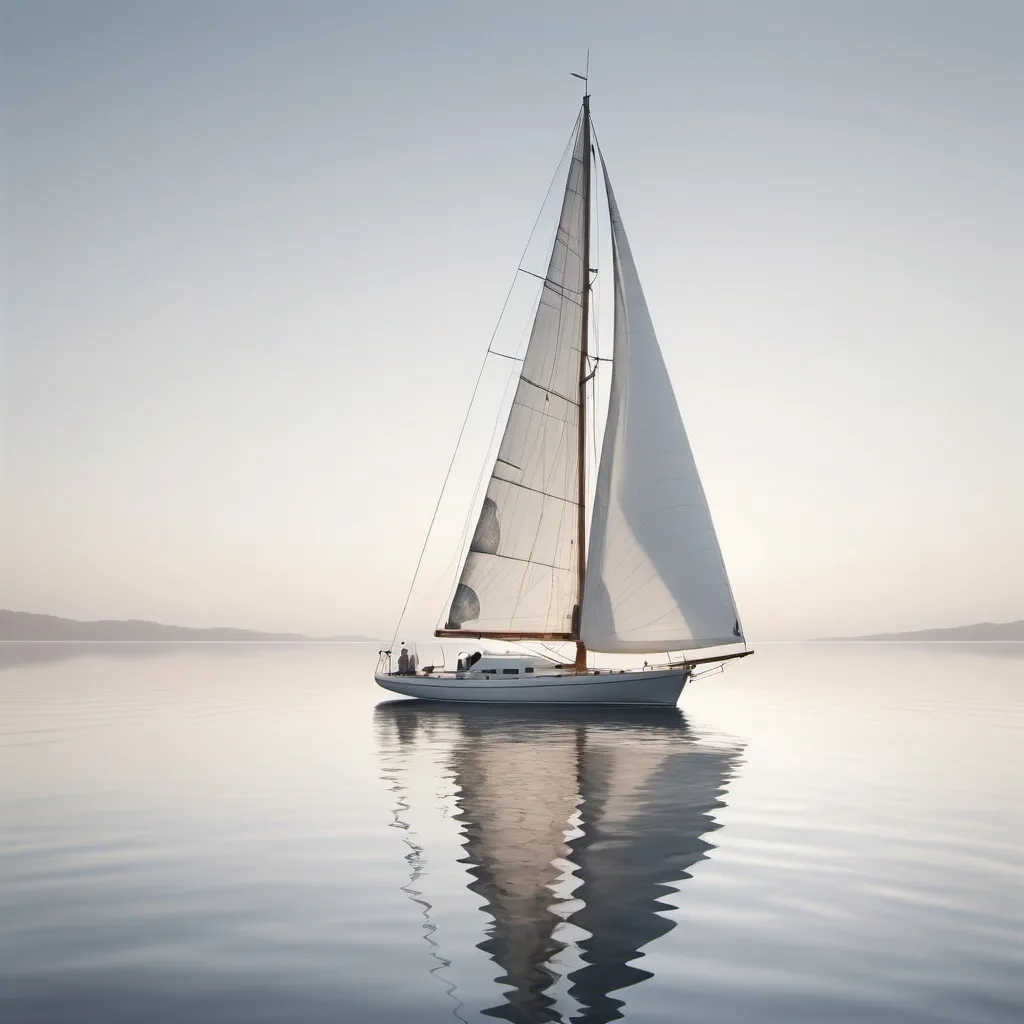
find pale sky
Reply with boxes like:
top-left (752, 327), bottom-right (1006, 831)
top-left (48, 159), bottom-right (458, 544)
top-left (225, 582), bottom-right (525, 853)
top-left (1, 0), bottom-right (1021, 640)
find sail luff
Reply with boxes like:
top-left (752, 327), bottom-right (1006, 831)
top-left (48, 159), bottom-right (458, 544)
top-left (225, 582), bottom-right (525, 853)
top-left (579, 153), bottom-right (744, 654)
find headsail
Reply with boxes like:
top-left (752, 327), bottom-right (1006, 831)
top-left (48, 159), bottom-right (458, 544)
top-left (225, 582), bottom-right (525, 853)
top-left (580, 158), bottom-right (743, 654)
top-left (442, 118), bottom-right (589, 637)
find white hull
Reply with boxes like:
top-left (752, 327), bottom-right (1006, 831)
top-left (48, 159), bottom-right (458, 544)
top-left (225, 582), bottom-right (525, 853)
top-left (374, 667), bottom-right (689, 707)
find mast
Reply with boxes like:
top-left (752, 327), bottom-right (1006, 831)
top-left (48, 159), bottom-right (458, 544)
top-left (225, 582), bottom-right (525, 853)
top-left (574, 93), bottom-right (592, 672)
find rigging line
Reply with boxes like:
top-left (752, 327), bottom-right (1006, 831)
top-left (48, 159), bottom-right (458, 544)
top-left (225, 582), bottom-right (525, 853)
top-left (414, 118), bottom-right (583, 639)
top-left (540, 639), bottom-right (575, 664)
top-left (508, 637), bottom-right (568, 666)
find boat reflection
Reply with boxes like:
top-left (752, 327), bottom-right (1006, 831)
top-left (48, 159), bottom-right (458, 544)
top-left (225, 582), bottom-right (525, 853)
top-left (374, 701), bottom-right (743, 1023)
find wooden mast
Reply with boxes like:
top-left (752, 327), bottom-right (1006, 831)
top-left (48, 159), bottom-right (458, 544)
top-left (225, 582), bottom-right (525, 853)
top-left (574, 93), bottom-right (592, 672)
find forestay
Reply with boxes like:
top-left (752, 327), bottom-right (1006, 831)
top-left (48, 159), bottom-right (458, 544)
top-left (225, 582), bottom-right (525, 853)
top-left (579, 159), bottom-right (743, 654)
top-left (444, 120), bottom-right (588, 635)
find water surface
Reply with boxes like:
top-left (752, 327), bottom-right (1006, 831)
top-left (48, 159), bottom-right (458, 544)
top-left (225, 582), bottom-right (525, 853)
top-left (1, 642), bottom-right (1022, 1022)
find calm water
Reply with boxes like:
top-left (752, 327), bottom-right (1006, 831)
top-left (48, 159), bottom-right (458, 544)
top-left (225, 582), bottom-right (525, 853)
top-left (1, 642), bottom-right (1022, 1023)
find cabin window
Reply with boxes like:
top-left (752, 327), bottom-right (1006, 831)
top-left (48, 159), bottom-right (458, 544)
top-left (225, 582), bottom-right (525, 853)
top-left (524, 667), bottom-right (534, 674)
top-left (502, 668), bottom-right (519, 675)
top-left (480, 669), bottom-right (496, 675)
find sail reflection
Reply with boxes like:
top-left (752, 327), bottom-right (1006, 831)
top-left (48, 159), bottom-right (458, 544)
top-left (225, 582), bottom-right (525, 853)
top-left (374, 702), bottom-right (743, 1024)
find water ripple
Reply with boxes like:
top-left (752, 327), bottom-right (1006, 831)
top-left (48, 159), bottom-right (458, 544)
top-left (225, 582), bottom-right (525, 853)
top-left (1, 643), bottom-right (1022, 1023)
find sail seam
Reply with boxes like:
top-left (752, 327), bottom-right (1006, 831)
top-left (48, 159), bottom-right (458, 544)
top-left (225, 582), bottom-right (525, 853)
top-left (519, 268), bottom-right (585, 304)
top-left (467, 551), bottom-right (573, 573)
top-left (490, 477), bottom-right (578, 503)
top-left (540, 285), bottom-right (583, 308)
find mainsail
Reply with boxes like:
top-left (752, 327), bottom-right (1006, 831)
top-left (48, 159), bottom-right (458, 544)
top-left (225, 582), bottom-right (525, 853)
top-left (442, 118), bottom-right (589, 637)
top-left (579, 159), bottom-right (743, 654)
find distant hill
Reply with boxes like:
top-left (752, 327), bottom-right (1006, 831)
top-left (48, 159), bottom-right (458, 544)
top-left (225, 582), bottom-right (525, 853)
top-left (815, 620), bottom-right (1024, 642)
top-left (0, 610), bottom-right (376, 643)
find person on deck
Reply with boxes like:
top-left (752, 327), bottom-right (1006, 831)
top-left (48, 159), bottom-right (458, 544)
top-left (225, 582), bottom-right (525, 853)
top-left (397, 647), bottom-right (411, 675)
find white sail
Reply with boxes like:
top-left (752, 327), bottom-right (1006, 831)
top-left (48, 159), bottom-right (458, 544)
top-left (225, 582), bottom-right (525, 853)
top-left (444, 120), bottom-right (588, 635)
top-left (580, 160), bottom-right (743, 654)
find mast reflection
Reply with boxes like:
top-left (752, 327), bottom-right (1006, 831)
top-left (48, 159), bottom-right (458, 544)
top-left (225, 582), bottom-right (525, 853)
top-left (374, 702), bottom-right (743, 1024)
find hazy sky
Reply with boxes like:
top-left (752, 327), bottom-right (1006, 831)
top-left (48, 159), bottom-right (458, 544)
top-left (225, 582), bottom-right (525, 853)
top-left (2, 0), bottom-right (1021, 640)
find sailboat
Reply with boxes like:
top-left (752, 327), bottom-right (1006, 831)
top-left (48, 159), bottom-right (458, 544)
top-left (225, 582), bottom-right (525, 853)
top-left (376, 88), bottom-right (750, 706)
